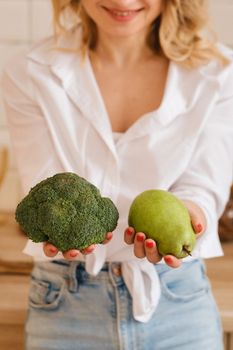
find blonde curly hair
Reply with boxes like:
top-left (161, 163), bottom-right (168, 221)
top-left (51, 0), bottom-right (228, 68)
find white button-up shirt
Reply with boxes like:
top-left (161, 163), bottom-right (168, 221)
top-left (2, 29), bottom-right (233, 322)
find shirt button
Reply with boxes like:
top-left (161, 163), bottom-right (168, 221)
top-left (112, 265), bottom-right (122, 276)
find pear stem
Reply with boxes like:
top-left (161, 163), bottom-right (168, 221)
top-left (182, 246), bottom-right (192, 256)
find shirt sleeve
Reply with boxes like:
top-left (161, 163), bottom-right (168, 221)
top-left (1, 54), bottom-right (63, 196)
top-left (170, 64), bottom-right (233, 255)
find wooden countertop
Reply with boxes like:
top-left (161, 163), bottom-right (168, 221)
top-left (0, 212), bottom-right (232, 332)
top-left (0, 212), bottom-right (33, 274)
top-left (205, 243), bottom-right (233, 333)
top-left (0, 275), bottom-right (31, 325)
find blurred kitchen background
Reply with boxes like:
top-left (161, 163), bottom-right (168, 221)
top-left (0, 0), bottom-right (233, 209)
top-left (0, 0), bottom-right (53, 209)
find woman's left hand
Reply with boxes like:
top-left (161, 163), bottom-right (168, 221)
top-left (124, 200), bottom-right (207, 268)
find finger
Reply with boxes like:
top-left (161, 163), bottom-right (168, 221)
top-left (124, 227), bottom-right (135, 245)
top-left (164, 255), bottom-right (182, 268)
top-left (63, 249), bottom-right (80, 260)
top-left (190, 212), bottom-right (205, 237)
top-left (81, 244), bottom-right (96, 255)
top-left (134, 232), bottom-right (146, 258)
top-left (43, 242), bottom-right (59, 257)
top-left (182, 200), bottom-right (206, 237)
top-left (102, 232), bottom-right (113, 244)
top-left (144, 239), bottom-right (162, 264)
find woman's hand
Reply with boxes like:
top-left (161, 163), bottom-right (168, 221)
top-left (43, 232), bottom-right (113, 261)
top-left (124, 200), bottom-right (207, 268)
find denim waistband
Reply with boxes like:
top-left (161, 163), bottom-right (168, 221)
top-left (51, 260), bottom-right (120, 273)
top-left (33, 259), bottom-right (124, 293)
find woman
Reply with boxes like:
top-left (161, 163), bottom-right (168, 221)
top-left (2, 1), bottom-right (233, 349)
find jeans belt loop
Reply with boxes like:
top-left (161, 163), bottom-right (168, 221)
top-left (67, 261), bottom-right (79, 293)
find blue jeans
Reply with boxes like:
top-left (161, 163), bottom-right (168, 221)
top-left (25, 259), bottom-right (223, 350)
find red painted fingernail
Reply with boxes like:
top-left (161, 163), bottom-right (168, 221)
top-left (136, 234), bottom-right (144, 242)
top-left (69, 251), bottom-right (78, 258)
top-left (197, 224), bottom-right (203, 233)
top-left (49, 247), bottom-right (57, 253)
top-left (164, 256), bottom-right (173, 264)
top-left (126, 228), bottom-right (133, 236)
top-left (146, 241), bottom-right (154, 249)
top-left (106, 232), bottom-right (113, 240)
top-left (86, 245), bottom-right (95, 253)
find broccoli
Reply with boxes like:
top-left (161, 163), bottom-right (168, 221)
top-left (15, 172), bottom-right (119, 252)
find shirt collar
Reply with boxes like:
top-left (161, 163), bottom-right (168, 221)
top-left (27, 34), bottom-right (188, 125)
top-left (27, 29), bottom-right (227, 145)
top-left (27, 29), bottom-right (119, 158)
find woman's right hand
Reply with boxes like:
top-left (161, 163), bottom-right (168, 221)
top-left (124, 199), bottom-right (206, 268)
top-left (124, 227), bottom-right (182, 268)
top-left (43, 231), bottom-right (113, 261)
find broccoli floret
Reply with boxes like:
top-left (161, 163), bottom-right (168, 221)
top-left (15, 172), bottom-right (119, 251)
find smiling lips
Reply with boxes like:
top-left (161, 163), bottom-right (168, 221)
top-left (103, 7), bottom-right (143, 22)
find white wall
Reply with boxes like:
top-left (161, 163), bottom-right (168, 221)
top-left (0, 0), bottom-right (52, 210)
top-left (209, 0), bottom-right (233, 47)
top-left (0, 0), bottom-right (233, 211)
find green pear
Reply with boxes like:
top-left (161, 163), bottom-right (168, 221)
top-left (128, 190), bottom-right (196, 258)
